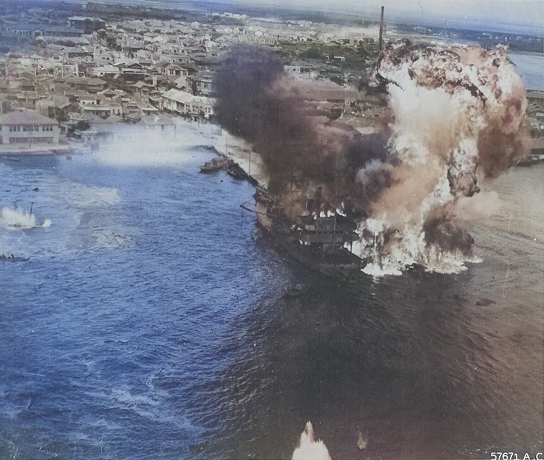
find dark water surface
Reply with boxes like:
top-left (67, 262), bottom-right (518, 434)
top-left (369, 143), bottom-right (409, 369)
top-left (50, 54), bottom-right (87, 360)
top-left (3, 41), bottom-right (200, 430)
top-left (1, 136), bottom-right (542, 460)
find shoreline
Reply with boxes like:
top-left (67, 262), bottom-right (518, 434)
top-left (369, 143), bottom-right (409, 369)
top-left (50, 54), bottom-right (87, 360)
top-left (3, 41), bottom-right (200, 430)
top-left (507, 50), bottom-right (544, 57)
top-left (212, 130), bottom-right (268, 187)
top-left (0, 144), bottom-right (80, 156)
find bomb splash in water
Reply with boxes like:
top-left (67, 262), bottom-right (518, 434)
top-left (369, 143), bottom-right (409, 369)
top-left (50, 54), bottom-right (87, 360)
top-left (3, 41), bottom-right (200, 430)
top-left (214, 42), bottom-right (530, 275)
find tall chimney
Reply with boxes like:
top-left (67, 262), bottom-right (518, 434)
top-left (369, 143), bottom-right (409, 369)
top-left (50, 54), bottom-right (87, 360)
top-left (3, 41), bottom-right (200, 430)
top-left (378, 6), bottom-right (385, 52)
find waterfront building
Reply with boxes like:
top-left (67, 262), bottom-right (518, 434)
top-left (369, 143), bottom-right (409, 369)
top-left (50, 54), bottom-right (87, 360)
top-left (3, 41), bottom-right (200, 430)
top-left (0, 110), bottom-right (60, 145)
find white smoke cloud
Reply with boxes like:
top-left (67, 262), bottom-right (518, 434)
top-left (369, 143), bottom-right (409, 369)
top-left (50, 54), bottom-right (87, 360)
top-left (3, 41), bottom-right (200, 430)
top-left (89, 124), bottom-right (217, 167)
top-left (356, 41), bottom-right (530, 275)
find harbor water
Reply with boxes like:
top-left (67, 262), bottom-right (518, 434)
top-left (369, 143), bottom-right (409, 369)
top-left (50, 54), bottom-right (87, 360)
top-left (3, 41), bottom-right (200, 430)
top-left (508, 53), bottom-right (544, 92)
top-left (0, 125), bottom-right (543, 459)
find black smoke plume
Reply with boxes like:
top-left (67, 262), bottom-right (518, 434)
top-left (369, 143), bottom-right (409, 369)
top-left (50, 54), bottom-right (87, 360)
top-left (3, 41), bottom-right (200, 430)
top-left (214, 45), bottom-right (387, 215)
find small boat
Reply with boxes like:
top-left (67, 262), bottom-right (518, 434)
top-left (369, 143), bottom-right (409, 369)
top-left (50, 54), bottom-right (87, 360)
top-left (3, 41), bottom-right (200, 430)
top-left (0, 254), bottom-right (29, 262)
top-left (285, 284), bottom-right (307, 297)
top-left (199, 163), bottom-right (218, 173)
top-left (516, 154), bottom-right (544, 167)
top-left (200, 157), bottom-right (230, 173)
top-left (226, 162), bottom-right (248, 179)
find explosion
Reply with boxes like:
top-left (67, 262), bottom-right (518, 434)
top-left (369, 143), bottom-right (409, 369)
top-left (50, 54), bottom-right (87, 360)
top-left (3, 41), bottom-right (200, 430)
top-left (214, 42), bottom-right (530, 274)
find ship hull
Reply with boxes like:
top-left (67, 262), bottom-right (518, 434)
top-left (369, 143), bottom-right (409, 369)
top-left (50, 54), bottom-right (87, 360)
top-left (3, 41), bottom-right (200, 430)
top-left (255, 208), bottom-right (364, 281)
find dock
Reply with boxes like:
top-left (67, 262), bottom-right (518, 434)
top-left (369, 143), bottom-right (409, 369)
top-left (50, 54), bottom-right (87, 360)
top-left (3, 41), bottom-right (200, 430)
top-left (212, 131), bottom-right (268, 188)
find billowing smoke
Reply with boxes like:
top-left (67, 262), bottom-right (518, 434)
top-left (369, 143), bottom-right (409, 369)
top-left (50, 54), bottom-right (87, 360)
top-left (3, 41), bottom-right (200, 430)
top-left (364, 40), bottom-right (530, 273)
top-left (214, 45), bottom-right (387, 217)
top-left (214, 42), bottom-right (530, 274)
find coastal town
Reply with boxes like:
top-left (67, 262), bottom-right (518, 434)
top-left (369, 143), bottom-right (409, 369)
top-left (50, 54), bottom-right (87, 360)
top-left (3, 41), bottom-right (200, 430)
top-left (1, 3), bottom-right (543, 459)
top-left (0, 0), bottom-right (543, 157)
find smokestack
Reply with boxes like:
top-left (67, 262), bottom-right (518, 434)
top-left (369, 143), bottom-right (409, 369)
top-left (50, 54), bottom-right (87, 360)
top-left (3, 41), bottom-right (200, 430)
top-left (378, 6), bottom-right (384, 51)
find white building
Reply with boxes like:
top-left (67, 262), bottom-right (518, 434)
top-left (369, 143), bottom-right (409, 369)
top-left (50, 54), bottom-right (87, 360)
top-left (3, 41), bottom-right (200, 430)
top-left (93, 47), bottom-right (115, 67)
top-left (140, 114), bottom-right (176, 134)
top-left (285, 65), bottom-right (301, 76)
top-left (80, 104), bottom-right (122, 118)
top-left (92, 65), bottom-right (120, 77)
top-left (160, 89), bottom-right (214, 121)
top-left (0, 110), bottom-right (60, 145)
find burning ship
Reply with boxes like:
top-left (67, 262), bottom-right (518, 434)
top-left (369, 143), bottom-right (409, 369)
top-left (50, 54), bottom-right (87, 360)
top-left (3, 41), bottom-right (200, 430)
top-left (215, 40), bottom-right (531, 276)
top-left (243, 186), bottom-right (365, 279)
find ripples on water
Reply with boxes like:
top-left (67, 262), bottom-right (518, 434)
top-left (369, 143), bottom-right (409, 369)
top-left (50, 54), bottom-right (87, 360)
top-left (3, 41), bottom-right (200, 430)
top-left (0, 138), bottom-right (542, 459)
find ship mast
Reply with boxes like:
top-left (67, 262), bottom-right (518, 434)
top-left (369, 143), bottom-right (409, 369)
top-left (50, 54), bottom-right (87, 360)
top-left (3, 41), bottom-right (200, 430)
top-left (378, 6), bottom-right (385, 52)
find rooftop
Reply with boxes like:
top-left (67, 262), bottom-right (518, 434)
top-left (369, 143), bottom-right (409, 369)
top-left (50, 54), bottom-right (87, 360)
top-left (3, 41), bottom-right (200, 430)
top-left (162, 88), bottom-right (194, 104)
top-left (527, 91), bottom-right (544, 100)
top-left (141, 114), bottom-right (175, 126)
top-left (0, 110), bottom-right (57, 125)
top-left (64, 77), bottom-right (107, 86)
top-left (68, 16), bottom-right (105, 22)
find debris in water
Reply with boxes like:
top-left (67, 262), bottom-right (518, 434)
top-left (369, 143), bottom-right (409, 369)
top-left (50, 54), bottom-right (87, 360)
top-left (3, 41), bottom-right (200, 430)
top-left (476, 298), bottom-right (496, 306)
top-left (357, 431), bottom-right (368, 450)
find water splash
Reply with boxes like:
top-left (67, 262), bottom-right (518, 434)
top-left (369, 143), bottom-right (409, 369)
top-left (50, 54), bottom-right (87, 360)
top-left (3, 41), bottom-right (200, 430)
top-left (0, 207), bottom-right (52, 230)
top-left (1, 207), bottom-right (37, 229)
top-left (292, 422), bottom-right (331, 460)
top-left (89, 124), bottom-right (216, 167)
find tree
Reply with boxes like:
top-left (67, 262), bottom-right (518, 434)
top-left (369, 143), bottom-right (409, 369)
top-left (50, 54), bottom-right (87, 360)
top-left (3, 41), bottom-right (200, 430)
top-left (75, 120), bottom-right (90, 131)
top-left (329, 75), bottom-right (344, 86)
top-left (300, 46), bottom-right (321, 60)
top-left (56, 111), bottom-right (67, 123)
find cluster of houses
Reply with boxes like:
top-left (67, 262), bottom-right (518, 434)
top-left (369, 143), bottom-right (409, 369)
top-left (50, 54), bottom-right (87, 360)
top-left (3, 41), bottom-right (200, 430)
top-left (527, 91), bottom-right (544, 134)
top-left (0, 12), bottom-right (228, 146)
top-left (1, 2), bottom-right (542, 155)
top-left (0, 4), bottom-right (376, 149)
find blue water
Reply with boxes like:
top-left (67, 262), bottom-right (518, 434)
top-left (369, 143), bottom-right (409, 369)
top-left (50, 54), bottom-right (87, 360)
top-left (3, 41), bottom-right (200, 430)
top-left (1, 130), bottom-right (543, 459)
top-left (508, 53), bottom-right (544, 91)
top-left (0, 144), bottom-right (289, 459)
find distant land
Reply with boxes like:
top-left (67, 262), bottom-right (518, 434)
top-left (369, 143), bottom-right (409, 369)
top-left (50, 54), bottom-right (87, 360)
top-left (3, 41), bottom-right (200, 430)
top-left (3, 0), bottom-right (540, 55)
top-left (6, 0), bottom-right (544, 38)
